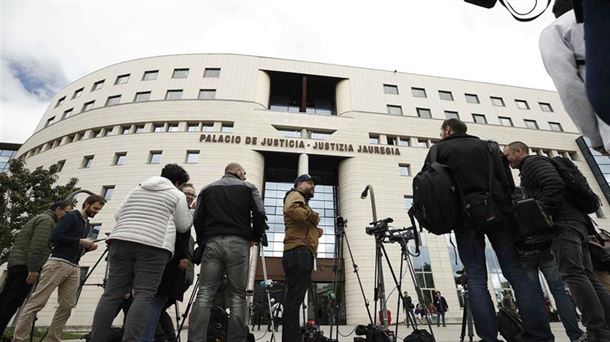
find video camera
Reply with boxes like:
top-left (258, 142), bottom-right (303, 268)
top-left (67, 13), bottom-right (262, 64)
top-left (353, 324), bottom-right (393, 342)
top-left (365, 218), bottom-right (420, 253)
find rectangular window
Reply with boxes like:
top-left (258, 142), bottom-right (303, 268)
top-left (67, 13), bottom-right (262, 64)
top-left (82, 155), bottom-right (94, 168)
top-left (383, 84), bottom-right (399, 95)
top-left (445, 111), bottom-right (459, 120)
top-left (498, 116), bottom-right (514, 127)
top-left (45, 116), bottom-right (56, 127)
top-left (82, 101), bottom-right (95, 112)
top-left (149, 151), bottom-right (162, 164)
top-left (221, 123), bottom-right (234, 133)
top-left (55, 96), bottom-right (66, 107)
top-left (72, 88), bottom-right (84, 99)
top-left (309, 131), bottom-right (331, 140)
top-left (106, 95), bottom-right (121, 106)
top-left (56, 160), bottom-right (66, 172)
top-left (167, 123), bottom-right (179, 132)
top-left (411, 87), bottom-right (427, 98)
top-left (186, 150), bottom-right (200, 164)
top-left (465, 94), bottom-right (480, 104)
top-left (102, 185), bottom-right (115, 200)
top-left (202, 122), bottom-right (215, 132)
top-left (187, 123), bottom-right (200, 132)
top-left (439, 90), bottom-right (454, 101)
top-left (369, 134), bottom-right (380, 144)
top-left (121, 126), bottom-right (131, 135)
top-left (198, 89), bottom-right (216, 100)
top-left (516, 99), bottom-right (530, 109)
top-left (404, 195), bottom-right (414, 209)
top-left (134, 91), bottom-right (151, 102)
top-left (92, 80), bottom-right (104, 91)
top-left (387, 135), bottom-right (397, 146)
top-left (399, 163), bottom-right (412, 177)
top-left (203, 68), bottom-right (221, 78)
top-left (115, 74), bottom-right (130, 85)
top-left (165, 89), bottom-right (183, 100)
top-left (172, 68), bottom-right (189, 78)
top-left (135, 124), bottom-right (146, 133)
top-left (491, 96), bottom-right (505, 107)
top-left (62, 108), bottom-right (73, 119)
top-left (398, 137), bottom-right (411, 146)
top-left (387, 105), bottom-right (403, 115)
top-left (472, 113), bottom-right (487, 124)
top-left (549, 122), bottom-right (563, 132)
top-left (153, 124), bottom-right (165, 133)
top-left (540, 102), bottom-right (554, 112)
top-left (113, 152), bottom-right (127, 166)
top-left (142, 70), bottom-right (159, 81)
top-left (417, 107), bottom-right (432, 119)
top-left (524, 119), bottom-right (539, 129)
top-left (278, 129), bottom-right (301, 138)
top-left (417, 138), bottom-right (429, 148)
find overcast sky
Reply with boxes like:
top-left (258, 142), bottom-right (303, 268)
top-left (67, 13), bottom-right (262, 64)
top-left (1, 0), bottom-right (560, 144)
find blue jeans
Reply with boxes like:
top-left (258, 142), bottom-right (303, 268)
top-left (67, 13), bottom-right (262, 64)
top-left (455, 225), bottom-right (554, 342)
top-left (187, 236), bottom-right (250, 342)
top-left (523, 252), bottom-right (584, 342)
top-left (141, 295), bottom-right (169, 342)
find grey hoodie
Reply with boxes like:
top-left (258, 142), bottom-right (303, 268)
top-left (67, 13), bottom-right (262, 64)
top-left (110, 176), bottom-right (193, 254)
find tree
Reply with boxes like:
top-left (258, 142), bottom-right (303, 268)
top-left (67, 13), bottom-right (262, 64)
top-left (0, 158), bottom-right (79, 264)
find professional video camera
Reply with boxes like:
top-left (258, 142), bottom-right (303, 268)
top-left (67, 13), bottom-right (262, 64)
top-left (353, 324), bottom-right (393, 342)
top-left (301, 320), bottom-right (335, 342)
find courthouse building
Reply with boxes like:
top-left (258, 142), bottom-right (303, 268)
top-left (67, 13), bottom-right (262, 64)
top-left (12, 53), bottom-right (610, 328)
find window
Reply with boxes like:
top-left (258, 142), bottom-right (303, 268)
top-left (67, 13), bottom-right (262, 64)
top-left (45, 116), bottom-right (56, 127)
top-left (134, 91), bottom-right (151, 102)
top-left (399, 164), bottom-right (412, 177)
top-left (88, 224), bottom-right (102, 240)
top-left (524, 119), bottom-right (539, 129)
top-left (113, 152), bottom-right (127, 166)
top-left (92, 129), bottom-right (102, 138)
top-left (540, 102), bottom-right (554, 112)
top-left (142, 70), bottom-right (159, 81)
top-left (445, 111), bottom-right (459, 120)
top-left (417, 107), bottom-right (432, 119)
top-left (187, 123), bottom-right (200, 132)
top-left (135, 124), bottom-right (146, 133)
top-left (498, 116), bottom-right (514, 127)
top-left (56, 160), bottom-right (66, 172)
top-left (55, 96), bottom-right (66, 107)
top-left (417, 138), bottom-right (429, 148)
top-left (383, 84), bottom-right (399, 95)
top-left (62, 108), bottom-right (73, 119)
top-left (203, 68), bottom-right (221, 78)
top-left (72, 88), bottom-right (84, 99)
top-left (172, 68), bottom-right (189, 78)
top-left (369, 134), bottom-right (380, 144)
top-left (82, 101), bottom-right (95, 112)
top-left (398, 137), bottom-right (411, 146)
top-left (115, 74), bottom-right (130, 85)
top-left (92, 80), bottom-right (104, 91)
top-left (439, 90), bottom-right (454, 101)
top-left (149, 151), bottom-right (162, 164)
top-left (387, 105), bottom-right (403, 115)
top-left (102, 186), bottom-right (115, 200)
top-left (472, 113), bottom-right (487, 124)
top-left (549, 122), bottom-right (563, 132)
top-left (106, 95), bottom-right (121, 106)
top-left (465, 94), bottom-right (479, 104)
top-left (120, 126), bottom-right (131, 135)
top-left (167, 123), bottom-right (179, 132)
top-left (278, 129), bottom-right (301, 138)
top-left (198, 89), bottom-right (216, 100)
top-left (153, 124), bottom-right (164, 133)
top-left (221, 123), bottom-right (234, 133)
top-left (411, 87), bottom-right (427, 98)
top-left (165, 89), bottom-right (183, 100)
top-left (202, 122), bottom-right (215, 132)
top-left (186, 150), bottom-right (200, 164)
top-left (387, 135), bottom-right (397, 146)
top-left (310, 131), bottom-right (331, 140)
top-left (82, 155), bottom-right (94, 168)
top-left (516, 99), bottom-right (530, 109)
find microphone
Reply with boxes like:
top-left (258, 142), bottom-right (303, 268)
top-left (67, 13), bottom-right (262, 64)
top-left (361, 186), bottom-right (370, 199)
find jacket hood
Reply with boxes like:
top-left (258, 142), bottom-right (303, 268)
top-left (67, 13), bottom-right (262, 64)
top-left (141, 176), bottom-right (176, 191)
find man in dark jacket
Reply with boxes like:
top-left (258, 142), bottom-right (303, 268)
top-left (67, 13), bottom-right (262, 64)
top-left (424, 119), bottom-right (553, 342)
top-left (505, 141), bottom-right (610, 341)
top-left (433, 291), bottom-right (448, 327)
top-left (188, 163), bottom-right (266, 342)
top-left (0, 200), bottom-right (73, 334)
top-left (12, 195), bottom-right (105, 342)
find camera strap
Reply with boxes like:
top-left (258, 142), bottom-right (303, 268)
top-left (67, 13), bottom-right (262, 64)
top-left (498, 0), bottom-right (552, 22)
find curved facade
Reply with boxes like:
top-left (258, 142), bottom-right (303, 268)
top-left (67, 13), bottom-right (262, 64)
top-left (15, 53), bottom-right (610, 328)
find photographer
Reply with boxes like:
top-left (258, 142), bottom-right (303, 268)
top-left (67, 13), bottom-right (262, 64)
top-left (12, 195), bottom-right (105, 342)
top-left (90, 164), bottom-right (193, 342)
top-left (402, 291), bottom-right (416, 328)
top-left (282, 174), bottom-right (323, 342)
top-left (423, 119), bottom-right (553, 342)
top-left (188, 163), bottom-right (266, 342)
top-left (505, 141), bottom-right (610, 341)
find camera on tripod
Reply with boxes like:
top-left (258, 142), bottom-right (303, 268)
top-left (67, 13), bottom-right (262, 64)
top-left (353, 324), bottom-right (393, 342)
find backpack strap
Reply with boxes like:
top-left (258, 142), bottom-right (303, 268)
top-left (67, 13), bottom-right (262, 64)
top-left (498, 0), bottom-right (552, 22)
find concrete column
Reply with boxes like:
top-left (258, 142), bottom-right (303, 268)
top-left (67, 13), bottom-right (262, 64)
top-left (298, 153), bottom-right (309, 175)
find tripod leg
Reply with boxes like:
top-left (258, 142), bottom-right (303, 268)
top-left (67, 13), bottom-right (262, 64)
top-left (175, 300), bottom-right (181, 342)
top-left (259, 246), bottom-right (277, 342)
top-left (178, 273), bottom-right (200, 334)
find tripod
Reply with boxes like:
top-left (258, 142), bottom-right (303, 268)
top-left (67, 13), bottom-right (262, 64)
top-left (459, 282), bottom-right (474, 342)
top-left (259, 244), bottom-right (277, 342)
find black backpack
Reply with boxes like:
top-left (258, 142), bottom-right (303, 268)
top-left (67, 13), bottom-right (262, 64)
top-left (403, 329), bottom-right (435, 342)
top-left (411, 144), bottom-right (462, 235)
top-left (551, 156), bottom-right (601, 214)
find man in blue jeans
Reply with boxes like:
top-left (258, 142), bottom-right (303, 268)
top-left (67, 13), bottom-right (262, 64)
top-left (424, 119), bottom-right (554, 342)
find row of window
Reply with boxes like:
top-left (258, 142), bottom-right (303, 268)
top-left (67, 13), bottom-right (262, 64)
top-left (54, 67), bottom-right (222, 108)
top-left (274, 126), bottom-right (335, 140)
top-left (385, 106), bottom-right (564, 132)
top-left (77, 149), bottom-right (203, 170)
top-left (383, 84), bottom-right (554, 112)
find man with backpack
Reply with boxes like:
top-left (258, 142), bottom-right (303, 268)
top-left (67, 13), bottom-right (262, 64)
top-left (505, 141), bottom-right (610, 341)
top-left (415, 119), bottom-right (553, 342)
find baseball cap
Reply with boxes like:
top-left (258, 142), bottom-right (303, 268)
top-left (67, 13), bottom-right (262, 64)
top-left (294, 174), bottom-right (314, 187)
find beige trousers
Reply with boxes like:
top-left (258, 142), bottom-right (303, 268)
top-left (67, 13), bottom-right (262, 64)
top-left (12, 259), bottom-right (79, 342)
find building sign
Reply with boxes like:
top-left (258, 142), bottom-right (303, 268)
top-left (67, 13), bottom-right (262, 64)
top-left (199, 134), bottom-right (401, 156)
